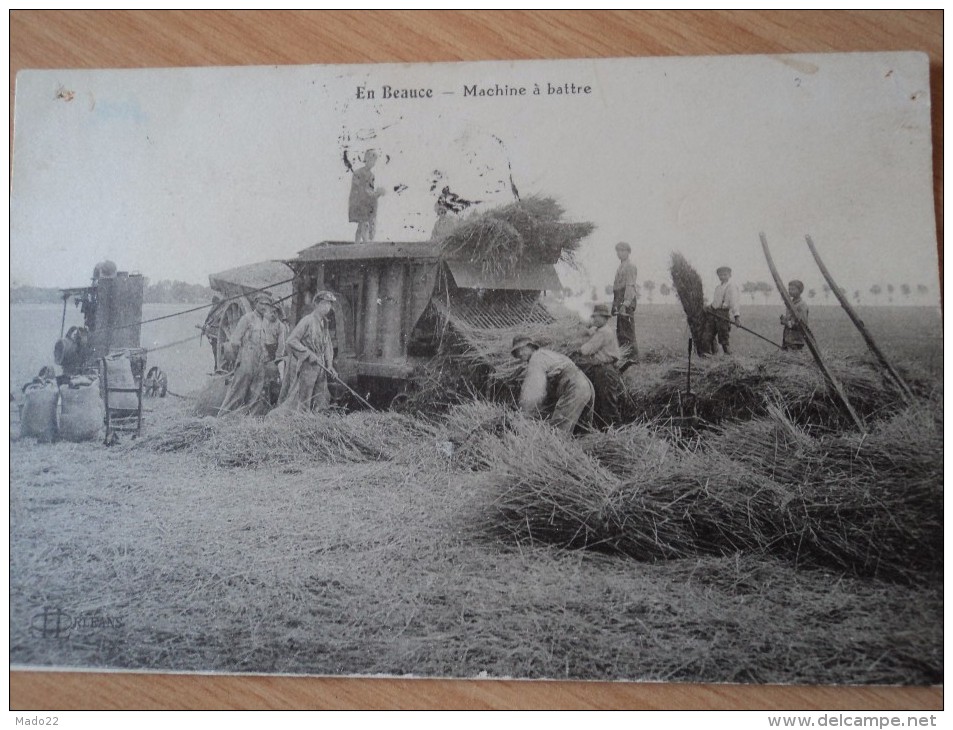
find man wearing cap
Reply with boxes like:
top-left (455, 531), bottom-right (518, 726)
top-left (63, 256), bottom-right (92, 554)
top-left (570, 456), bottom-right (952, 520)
top-left (273, 291), bottom-right (337, 414)
top-left (707, 266), bottom-right (741, 355)
top-left (780, 279), bottom-right (809, 351)
top-left (511, 335), bottom-right (594, 434)
top-left (220, 292), bottom-right (287, 416)
top-left (574, 304), bottom-right (624, 427)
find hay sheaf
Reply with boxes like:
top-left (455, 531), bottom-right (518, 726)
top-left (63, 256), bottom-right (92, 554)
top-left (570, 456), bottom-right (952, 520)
top-left (486, 402), bottom-right (941, 583)
top-left (670, 252), bottom-right (712, 355)
top-left (440, 195), bottom-right (595, 276)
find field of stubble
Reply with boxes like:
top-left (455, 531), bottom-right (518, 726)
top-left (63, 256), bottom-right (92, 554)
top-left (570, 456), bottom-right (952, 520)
top-left (9, 301), bottom-right (943, 683)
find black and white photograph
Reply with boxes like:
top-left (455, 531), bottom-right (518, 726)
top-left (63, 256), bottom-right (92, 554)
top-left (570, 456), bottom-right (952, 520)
top-left (10, 51), bottom-right (942, 687)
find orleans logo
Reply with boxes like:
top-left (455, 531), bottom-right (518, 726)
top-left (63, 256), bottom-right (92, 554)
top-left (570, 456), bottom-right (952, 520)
top-left (29, 607), bottom-right (125, 639)
top-left (30, 608), bottom-right (73, 639)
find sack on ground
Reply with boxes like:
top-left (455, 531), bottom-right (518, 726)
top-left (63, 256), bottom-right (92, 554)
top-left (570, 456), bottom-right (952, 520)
top-left (59, 376), bottom-right (105, 442)
top-left (21, 381), bottom-right (59, 443)
top-left (193, 373), bottom-right (230, 417)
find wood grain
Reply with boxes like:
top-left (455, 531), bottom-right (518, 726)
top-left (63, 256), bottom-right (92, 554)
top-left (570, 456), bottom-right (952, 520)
top-left (10, 10), bottom-right (943, 710)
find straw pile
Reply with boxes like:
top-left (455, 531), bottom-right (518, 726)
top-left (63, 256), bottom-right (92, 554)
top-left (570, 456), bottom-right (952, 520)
top-left (488, 423), bottom-right (791, 561)
top-left (670, 252), bottom-right (713, 355)
top-left (440, 196), bottom-right (595, 276)
top-left (405, 329), bottom-right (927, 433)
top-left (707, 403), bottom-right (943, 581)
top-left (484, 400), bottom-right (942, 583)
top-left (439, 400), bottom-right (524, 471)
top-left (393, 354), bottom-right (489, 414)
top-left (402, 315), bottom-right (591, 410)
top-left (137, 410), bottom-right (437, 468)
top-left (608, 453), bottom-right (796, 560)
top-left (450, 315), bottom-right (591, 388)
top-left (136, 418), bottom-right (217, 453)
top-left (623, 352), bottom-right (929, 428)
top-left (487, 420), bottom-right (623, 551)
top-left (577, 422), bottom-right (674, 478)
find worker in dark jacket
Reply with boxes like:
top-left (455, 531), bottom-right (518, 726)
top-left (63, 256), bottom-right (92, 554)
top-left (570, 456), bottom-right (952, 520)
top-left (574, 303), bottom-right (625, 428)
top-left (511, 335), bottom-right (594, 434)
top-left (219, 292), bottom-right (286, 416)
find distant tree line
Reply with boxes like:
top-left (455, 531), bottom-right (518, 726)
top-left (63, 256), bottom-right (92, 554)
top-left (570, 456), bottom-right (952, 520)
top-left (10, 278), bottom-right (213, 304)
top-left (141, 279), bottom-right (214, 304)
top-left (578, 278), bottom-right (934, 306)
top-left (9, 285), bottom-right (63, 304)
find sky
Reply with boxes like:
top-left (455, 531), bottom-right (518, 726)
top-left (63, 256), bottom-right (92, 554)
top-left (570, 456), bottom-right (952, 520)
top-left (10, 53), bottom-right (940, 305)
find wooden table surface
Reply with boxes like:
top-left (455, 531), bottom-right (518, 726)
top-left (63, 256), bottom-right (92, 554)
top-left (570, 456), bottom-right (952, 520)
top-left (9, 10), bottom-right (943, 711)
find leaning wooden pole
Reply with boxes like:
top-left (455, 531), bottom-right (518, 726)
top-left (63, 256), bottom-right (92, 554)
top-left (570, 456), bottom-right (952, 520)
top-left (59, 294), bottom-right (68, 339)
top-left (805, 235), bottom-right (914, 402)
top-left (760, 232), bottom-right (867, 434)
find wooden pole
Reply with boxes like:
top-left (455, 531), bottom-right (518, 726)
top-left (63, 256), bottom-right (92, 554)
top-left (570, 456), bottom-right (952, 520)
top-left (686, 337), bottom-right (693, 395)
top-left (805, 235), bottom-right (914, 402)
top-left (708, 310), bottom-right (783, 349)
top-left (760, 232), bottom-right (866, 433)
top-left (59, 294), bottom-right (68, 339)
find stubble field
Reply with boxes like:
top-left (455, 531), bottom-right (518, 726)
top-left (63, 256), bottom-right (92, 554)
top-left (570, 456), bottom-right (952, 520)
top-left (9, 300), bottom-right (943, 683)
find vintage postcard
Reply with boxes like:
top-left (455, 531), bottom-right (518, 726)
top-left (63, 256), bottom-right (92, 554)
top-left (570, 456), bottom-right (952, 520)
top-left (10, 53), bottom-right (941, 684)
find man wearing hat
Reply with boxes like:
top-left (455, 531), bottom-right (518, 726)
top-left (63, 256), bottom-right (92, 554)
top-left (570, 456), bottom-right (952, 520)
top-left (611, 242), bottom-right (640, 362)
top-left (780, 279), bottom-right (809, 351)
top-left (220, 291), bottom-right (287, 416)
top-left (574, 303), bottom-right (624, 427)
top-left (511, 335), bottom-right (594, 434)
top-left (707, 266), bottom-right (741, 355)
top-left (273, 290), bottom-right (337, 414)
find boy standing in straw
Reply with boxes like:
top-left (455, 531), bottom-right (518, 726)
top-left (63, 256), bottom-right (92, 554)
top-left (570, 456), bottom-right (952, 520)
top-left (611, 242), bottom-right (639, 363)
top-left (707, 266), bottom-right (741, 355)
top-left (780, 279), bottom-right (809, 351)
top-left (349, 149), bottom-right (386, 243)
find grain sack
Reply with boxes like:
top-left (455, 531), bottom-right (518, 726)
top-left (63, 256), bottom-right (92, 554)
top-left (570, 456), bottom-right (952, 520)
top-left (21, 381), bottom-right (59, 443)
top-left (103, 352), bottom-right (139, 410)
top-left (59, 376), bottom-right (105, 442)
top-left (193, 373), bottom-right (230, 417)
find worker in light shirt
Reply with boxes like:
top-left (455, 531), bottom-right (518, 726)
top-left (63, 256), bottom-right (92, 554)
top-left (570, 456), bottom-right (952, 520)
top-left (511, 335), bottom-right (594, 435)
top-left (708, 266), bottom-right (741, 355)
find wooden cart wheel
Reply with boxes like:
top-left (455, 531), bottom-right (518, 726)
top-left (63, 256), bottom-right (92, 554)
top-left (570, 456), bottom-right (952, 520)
top-left (216, 298), bottom-right (252, 371)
